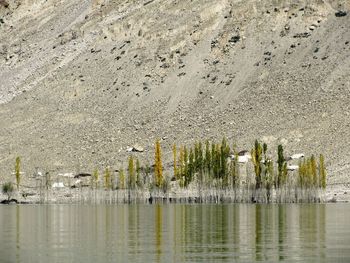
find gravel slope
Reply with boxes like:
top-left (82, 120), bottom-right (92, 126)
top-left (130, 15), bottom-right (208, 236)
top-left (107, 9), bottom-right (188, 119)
top-left (0, 0), bottom-right (349, 188)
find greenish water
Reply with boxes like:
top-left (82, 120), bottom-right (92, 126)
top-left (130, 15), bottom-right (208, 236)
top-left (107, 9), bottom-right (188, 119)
top-left (0, 204), bottom-right (349, 262)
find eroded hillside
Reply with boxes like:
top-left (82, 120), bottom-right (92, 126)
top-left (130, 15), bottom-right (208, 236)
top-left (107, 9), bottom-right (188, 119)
top-left (0, 0), bottom-right (349, 184)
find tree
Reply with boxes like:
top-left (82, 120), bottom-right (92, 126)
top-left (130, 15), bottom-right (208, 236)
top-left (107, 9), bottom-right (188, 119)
top-left (15, 156), bottom-right (20, 190)
top-left (265, 159), bottom-right (274, 202)
top-left (212, 143), bottom-right (219, 178)
top-left (263, 143), bottom-right (268, 160)
top-left (310, 155), bottom-right (317, 187)
top-left (92, 169), bottom-right (99, 189)
top-left (183, 146), bottom-right (189, 186)
top-left (187, 148), bottom-right (194, 186)
top-left (172, 144), bottom-right (178, 179)
top-left (104, 168), bottom-right (111, 189)
top-left (252, 140), bottom-right (263, 189)
top-left (196, 141), bottom-right (204, 184)
top-left (205, 140), bottom-right (211, 174)
top-left (128, 156), bottom-right (135, 189)
top-left (136, 158), bottom-right (142, 188)
top-left (277, 145), bottom-right (285, 188)
top-left (2, 182), bottom-right (14, 201)
top-left (118, 168), bottom-right (125, 189)
top-left (319, 154), bottom-right (326, 189)
top-left (154, 139), bottom-right (163, 187)
top-left (230, 150), bottom-right (239, 188)
top-left (220, 137), bottom-right (230, 183)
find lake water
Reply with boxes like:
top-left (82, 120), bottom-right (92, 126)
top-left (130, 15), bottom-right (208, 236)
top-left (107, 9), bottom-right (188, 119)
top-left (0, 204), bottom-right (349, 262)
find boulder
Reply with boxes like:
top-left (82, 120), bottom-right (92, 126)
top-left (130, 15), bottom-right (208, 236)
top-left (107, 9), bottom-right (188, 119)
top-left (229, 35), bottom-right (240, 43)
top-left (335, 11), bottom-right (347, 17)
top-left (127, 144), bottom-right (144, 152)
top-left (74, 173), bottom-right (91, 178)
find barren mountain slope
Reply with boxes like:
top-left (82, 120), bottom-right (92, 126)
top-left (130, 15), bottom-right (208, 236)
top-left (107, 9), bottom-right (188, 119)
top-left (0, 0), bottom-right (349, 184)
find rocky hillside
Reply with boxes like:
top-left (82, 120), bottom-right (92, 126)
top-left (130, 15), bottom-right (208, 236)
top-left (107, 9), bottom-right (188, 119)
top-left (0, 0), bottom-right (349, 184)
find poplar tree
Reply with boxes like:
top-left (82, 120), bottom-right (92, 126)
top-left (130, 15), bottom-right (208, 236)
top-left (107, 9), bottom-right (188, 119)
top-left (187, 148), bottom-right (194, 186)
top-left (119, 168), bottom-right (125, 189)
top-left (282, 162), bottom-right (288, 185)
top-left (179, 146), bottom-right (184, 184)
top-left (128, 155), bottom-right (135, 189)
top-left (220, 137), bottom-right (230, 181)
top-left (136, 158), bottom-right (141, 188)
top-left (277, 145), bottom-right (285, 188)
top-left (154, 139), bottom-right (163, 187)
top-left (310, 155), bottom-right (317, 187)
top-left (92, 168), bottom-right (99, 189)
top-left (298, 159), bottom-right (305, 188)
top-left (183, 146), bottom-right (189, 185)
top-left (211, 143), bottom-right (216, 178)
top-left (197, 141), bottom-right (204, 183)
top-left (263, 143), bottom-right (268, 161)
top-left (265, 159), bottom-right (274, 201)
top-left (104, 168), bottom-right (111, 189)
top-left (172, 143), bottom-right (178, 179)
top-left (319, 154), bottom-right (326, 189)
top-left (15, 156), bottom-right (21, 190)
top-left (205, 140), bottom-right (211, 174)
top-left (230, 151), bottom-right (239, 188)
top-left (252, 140), bottom-right (263, 189)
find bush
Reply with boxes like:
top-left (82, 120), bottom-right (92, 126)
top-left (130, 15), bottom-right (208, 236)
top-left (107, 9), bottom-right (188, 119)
top-left (2, 182), bottom-right (14, 201)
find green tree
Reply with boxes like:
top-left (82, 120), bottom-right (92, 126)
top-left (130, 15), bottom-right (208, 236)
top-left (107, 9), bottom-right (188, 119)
top-left (136, 158), bottom-right (142, 188)
top-left (119, 168), bottom-right (125, 189)
top-left (183, 146), bottom-right (189, 186)
top-left (220, 137), bottom-right (230, 184)
top-left (205, 140), bottom-right (211, 175)
top-left (282, 162), bottom-right (288, 185)
top-left (265, 159), bottom-right (274, 201)
top-left (263, 143), bottom-right (268, 160)
top-left (128, 156), bottom-right (135, 189)
top-left (310, 155), bottom-right (317, 187)
top-left (252, 140), bottom-right (263, 189)
top-left (230, 150), bottom-right (239, 188)
top-left (172, 143), bottom-right (178, 179)
top-left (104, 168), bottom-right (111, 189)
top-left (187, 148), bottom-right (194, 186)
top-left (92, 168), bottom-right (99, 189)
top-left (196, 141), bottom-right (204, 184)
top-left (277, 145), bottom-right (285, 188)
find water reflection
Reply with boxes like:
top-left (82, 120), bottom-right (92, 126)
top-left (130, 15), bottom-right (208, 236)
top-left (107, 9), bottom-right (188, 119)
top-left (0, 204), bottom-right (348, 262)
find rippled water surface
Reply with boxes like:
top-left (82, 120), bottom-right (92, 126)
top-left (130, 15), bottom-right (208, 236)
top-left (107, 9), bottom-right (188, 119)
top-left (0, 204), bottom-right (350, 262)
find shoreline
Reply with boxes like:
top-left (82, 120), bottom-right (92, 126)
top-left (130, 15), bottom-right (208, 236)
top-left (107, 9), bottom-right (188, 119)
top-left (1, 185), bottom-right (348, 204)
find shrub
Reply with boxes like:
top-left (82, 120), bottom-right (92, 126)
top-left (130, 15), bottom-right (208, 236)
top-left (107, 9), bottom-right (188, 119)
top-left (2, 182), bottom-right (14, 201)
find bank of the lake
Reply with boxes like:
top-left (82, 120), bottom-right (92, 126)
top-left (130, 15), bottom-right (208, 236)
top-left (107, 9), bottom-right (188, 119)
top-left (0, 183), bottom-right (349, 204)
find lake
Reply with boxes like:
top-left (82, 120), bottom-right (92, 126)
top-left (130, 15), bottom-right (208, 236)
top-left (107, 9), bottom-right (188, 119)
top-left (0, 204), bottom-right (349, 262)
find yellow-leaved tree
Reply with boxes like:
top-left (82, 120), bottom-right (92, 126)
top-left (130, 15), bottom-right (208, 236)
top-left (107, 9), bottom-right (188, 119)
top-left (154, 139), bottom-right (163, 187)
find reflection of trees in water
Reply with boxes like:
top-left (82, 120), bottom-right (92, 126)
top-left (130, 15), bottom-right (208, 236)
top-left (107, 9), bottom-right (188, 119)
top-left (4, 204), bottom-right (330, 262)
top-left (16, 205), bottom-right (20, 263)
top-left (251, 204), bottom-right (326, 262)
top-left (299, 204), bottom-right (326, 260)
top-left (255, 205), bottom-right (262, 261)
top-left (155, 204), bottom-right (162, 263)
top-left (278, 205), bottom-right (286, 261)
top-left (128, 205), bottom-right (140, 257)
top-left (174, 205), bottom-right (230, 262)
